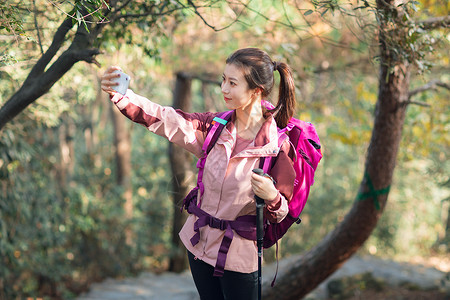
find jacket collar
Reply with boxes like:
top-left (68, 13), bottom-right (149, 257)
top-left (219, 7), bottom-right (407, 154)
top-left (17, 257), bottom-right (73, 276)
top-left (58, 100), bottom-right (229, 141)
top-left (219, 110), bottom-right (282, 158)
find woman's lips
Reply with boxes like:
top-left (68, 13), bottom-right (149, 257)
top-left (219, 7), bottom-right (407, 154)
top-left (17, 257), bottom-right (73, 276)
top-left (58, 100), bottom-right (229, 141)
top-left (224, 96), bottom-right (231, 102)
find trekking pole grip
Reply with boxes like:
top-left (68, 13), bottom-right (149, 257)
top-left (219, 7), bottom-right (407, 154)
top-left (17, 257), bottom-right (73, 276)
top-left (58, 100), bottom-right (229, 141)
top-left (252, 168), bottom-right (269, 204)
top-left (252, 168), bottom-right (267, 241)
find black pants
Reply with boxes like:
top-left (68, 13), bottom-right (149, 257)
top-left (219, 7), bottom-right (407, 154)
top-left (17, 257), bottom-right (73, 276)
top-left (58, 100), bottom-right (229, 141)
top-left (188, 251), bottom-right (258, 300)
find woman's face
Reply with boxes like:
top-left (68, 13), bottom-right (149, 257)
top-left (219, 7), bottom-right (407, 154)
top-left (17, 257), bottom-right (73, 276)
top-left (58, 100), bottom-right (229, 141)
top-left (221, 63), bottom-right (257, 111)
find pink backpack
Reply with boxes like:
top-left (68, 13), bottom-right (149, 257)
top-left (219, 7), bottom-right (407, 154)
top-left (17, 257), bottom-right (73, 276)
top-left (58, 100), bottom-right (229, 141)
top-left (182, 103), bottom-right (322, 279)
top-left (260, 104), bottom-right (322, 248)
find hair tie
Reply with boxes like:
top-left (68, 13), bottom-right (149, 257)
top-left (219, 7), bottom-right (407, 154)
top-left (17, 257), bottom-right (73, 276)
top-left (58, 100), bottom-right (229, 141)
top-left (273, 61), bottom-right (278, 71)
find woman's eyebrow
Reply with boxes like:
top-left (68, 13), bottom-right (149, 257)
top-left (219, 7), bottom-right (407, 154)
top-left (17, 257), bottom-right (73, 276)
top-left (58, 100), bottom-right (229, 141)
top-left (222, 74), bottom-right (239, 81)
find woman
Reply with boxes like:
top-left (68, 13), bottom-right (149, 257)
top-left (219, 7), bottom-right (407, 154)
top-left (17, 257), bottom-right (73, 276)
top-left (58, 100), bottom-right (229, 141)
top-left (101, 48), bottom-right (297, 300)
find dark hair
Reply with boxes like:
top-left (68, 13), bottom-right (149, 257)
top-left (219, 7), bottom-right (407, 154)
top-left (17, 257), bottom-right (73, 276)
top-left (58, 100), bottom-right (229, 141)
top-left (226, 48), bottom-right (296, 128)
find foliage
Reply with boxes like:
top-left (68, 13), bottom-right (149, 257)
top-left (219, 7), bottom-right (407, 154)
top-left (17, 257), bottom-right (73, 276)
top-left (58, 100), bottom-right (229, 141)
top-left (0, 63), bottom-right (174, 299)
top-left (0, 1), bottom-right (24, 35)
top-left (0, 1), bottom-right (24, 66)
top-left (0, 0), bottom-right (448, 298)
top-left (69, 0), bottom-right (109, 30)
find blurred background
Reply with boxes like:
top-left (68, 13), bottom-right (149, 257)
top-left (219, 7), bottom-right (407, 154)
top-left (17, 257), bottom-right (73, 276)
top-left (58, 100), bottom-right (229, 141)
top-left (0, 0), bottom-right (448, 298)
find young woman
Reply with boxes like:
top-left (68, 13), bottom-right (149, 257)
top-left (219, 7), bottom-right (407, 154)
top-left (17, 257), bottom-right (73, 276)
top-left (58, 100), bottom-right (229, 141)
top-left (101, 48), bottom-right (297, 300)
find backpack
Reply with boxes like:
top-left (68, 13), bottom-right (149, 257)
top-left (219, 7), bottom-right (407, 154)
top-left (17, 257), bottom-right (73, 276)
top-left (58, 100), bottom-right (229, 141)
top-left (182, 103), bottom-right (322, 278)
top-left (259, 100), bottom-right (322, 248)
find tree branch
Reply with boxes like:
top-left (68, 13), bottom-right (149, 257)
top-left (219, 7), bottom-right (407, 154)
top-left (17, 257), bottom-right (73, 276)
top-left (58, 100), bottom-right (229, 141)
top-left (186, 0), bottom-right (219, 31)
top-left (399, 79), bottom-right (450, 107)
top-left (118, 7), bottom-right (184, 20)
top-left (184, 0), bottom-right (241, 31)
top-left (404, 100), bottom-right (431, 107)
top-left (414, 15), bottom-right (450, 30)
top-left (39, 48), bottom-right (100, 92)
top-left (313, 58), bottom-right (371, 74)
top-left (0, 9), bottom-right (100, 131)
top-left (113, 1), bottom-right (186, 21)
top-left (176, 72), bottom-right (221, 86)
top-left (33, 0), bottom-right (44, 55)
top-left (114, 0), bottom-right (134, 13)
top-left (24, 17), bottom-right (74, 85)
top-left (69, 48), bottom-right (101, 66)
top-left (408, 79), bottom-right (450, 99)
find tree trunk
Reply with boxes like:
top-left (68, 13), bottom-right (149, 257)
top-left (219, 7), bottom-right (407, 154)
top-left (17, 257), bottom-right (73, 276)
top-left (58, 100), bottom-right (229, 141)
top-left (168, 73), bottom-right (195, 272)
top-left (57, 115), bottom-right (75, 190)
top-left (263, 2), bottom-right (410, 299)
top-left (443, 201), bottom-right (450, 243)
top-left (201, 82), bottom-right (215, 112)
top-left (110, 103), bottom-right (133, 245)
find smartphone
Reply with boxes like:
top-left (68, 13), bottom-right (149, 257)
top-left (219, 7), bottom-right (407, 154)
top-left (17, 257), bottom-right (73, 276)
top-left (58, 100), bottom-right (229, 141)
top-left (112, 70), bottom-right (131, 95)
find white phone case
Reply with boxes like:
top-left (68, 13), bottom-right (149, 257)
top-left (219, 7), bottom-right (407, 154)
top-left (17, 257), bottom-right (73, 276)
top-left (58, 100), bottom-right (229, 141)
top-left (112, 70), bottom-right (130, 95)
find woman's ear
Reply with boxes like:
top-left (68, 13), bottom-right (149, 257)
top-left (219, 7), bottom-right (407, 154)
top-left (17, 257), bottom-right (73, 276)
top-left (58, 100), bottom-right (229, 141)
top-left (250, 89), bottom-right (260, 101)
top-left (253, 88), bottom-right (262, 96)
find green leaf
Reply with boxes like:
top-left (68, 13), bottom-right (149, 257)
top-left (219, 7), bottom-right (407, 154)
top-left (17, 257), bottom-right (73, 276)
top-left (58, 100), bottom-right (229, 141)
top-left (304, 9), bottom-right (313, 16)
top-left (76, 10), bottom-right (83, 26)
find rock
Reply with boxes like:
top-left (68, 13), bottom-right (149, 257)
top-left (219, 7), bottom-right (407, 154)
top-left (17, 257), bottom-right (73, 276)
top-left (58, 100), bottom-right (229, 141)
top-left (327, 272), bottom-right (387, 299)
top-left (306, 255), bottom-right (446, 299)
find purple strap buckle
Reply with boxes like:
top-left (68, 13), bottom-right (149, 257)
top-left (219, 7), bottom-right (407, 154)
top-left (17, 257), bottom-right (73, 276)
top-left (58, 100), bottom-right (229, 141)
top-left (209, 217), bottom-right (227, 231)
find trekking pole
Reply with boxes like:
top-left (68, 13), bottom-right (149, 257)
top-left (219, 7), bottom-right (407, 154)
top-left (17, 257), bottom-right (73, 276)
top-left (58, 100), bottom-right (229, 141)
top-left (252, 168), bottom-right (267, 300)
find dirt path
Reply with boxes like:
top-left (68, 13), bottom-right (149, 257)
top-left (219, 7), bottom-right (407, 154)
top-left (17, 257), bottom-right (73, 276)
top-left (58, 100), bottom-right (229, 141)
top-left (77, 255), bottom-right (448, 300)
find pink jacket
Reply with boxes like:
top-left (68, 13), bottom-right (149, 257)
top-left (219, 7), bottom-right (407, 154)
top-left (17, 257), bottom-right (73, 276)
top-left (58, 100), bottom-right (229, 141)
top-left (111, 90), bottom-right (295, 273)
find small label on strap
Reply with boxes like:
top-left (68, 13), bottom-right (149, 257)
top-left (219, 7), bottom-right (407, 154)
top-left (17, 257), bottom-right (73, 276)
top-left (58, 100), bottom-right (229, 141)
top-left (212, 116), bottom-right (228, 125)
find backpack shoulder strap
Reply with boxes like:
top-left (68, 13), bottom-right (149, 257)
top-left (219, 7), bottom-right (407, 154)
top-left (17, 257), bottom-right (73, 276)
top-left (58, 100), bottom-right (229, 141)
top-left (196, 110), bottom-right (233, 205)
top-left (259, 131), bottom-right (289, 173)
top-left (203, 110), bottom-right (233, 154)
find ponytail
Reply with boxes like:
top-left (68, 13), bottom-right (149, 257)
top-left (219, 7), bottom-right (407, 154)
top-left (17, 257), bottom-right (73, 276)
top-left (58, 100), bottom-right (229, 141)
top-left (270, 62), bottom-right (296, 129)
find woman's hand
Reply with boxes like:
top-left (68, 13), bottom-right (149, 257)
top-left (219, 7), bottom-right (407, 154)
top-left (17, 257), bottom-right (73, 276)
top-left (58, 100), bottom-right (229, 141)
top-left (100, 66), bottom-right (122, 96)
top-left (251, 173), bottom-right (279, 203)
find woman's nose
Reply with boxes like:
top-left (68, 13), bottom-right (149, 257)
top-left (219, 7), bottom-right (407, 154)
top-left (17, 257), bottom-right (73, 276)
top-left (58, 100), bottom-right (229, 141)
top-left (221, 83), bottom-right (229, 94)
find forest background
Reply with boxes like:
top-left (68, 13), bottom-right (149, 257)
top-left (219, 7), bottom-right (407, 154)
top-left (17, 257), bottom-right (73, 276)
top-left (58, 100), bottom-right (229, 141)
top-left (0, 0), bottom-right (448, 299)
